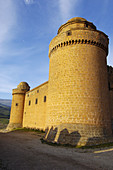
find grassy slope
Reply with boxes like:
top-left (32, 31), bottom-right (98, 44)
top-left (0, 103), bottom-right (10, 128)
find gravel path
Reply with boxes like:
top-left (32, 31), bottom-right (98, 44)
top-left (0, 131), bottom-right (113, 170)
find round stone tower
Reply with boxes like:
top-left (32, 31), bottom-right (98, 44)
top-left (7, 82), bottom-right (30, 130)
top-left (45, 17), bottom-right (112, 146)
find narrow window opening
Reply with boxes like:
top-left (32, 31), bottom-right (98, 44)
top-left (37, 90), bottom-right (39, 93)
top-left (86, 23), bottom-right (88, 28)
top-left (29, 100), bottom-right (31, 106)
top-left (108, 82), bottom-right (111, 91)
top-left (16, 103), bottom-right (18, 106)
top-left (35, 98), bottom-right (38, 104)
top-left (67, 30), bottom-right (72, 36)
top-left (44, 96), bottom-right (46, 102)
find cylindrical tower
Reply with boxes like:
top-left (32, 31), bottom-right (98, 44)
top-left (45, 17), bottom-right (112, 146)
top-left (7, 82), bottom-right (30, 130)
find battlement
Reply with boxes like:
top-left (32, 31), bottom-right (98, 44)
top-left (49, 39), bottom-right (108, 57)
top-left (12, 82), bottom-right (30, 95)
top-left (49, 18), bottom-right (108, 58)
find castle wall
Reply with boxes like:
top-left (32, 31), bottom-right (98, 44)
top-left (110, 91), bottom-right (113, 118)
top-left (23, 81), bottom-right (48, 130)
top-left (7, 82), bottom-right (30, 130)
top-left (107, 66), bottom-right (113, 132)
top-left (8, 17), bottom-right (113, 146)
top-left (47, 45), bottom-right (109, 127)
top-left (9, 90), bottom-right (25, 128)
top-left (45, 18), bottom-right (112, 145)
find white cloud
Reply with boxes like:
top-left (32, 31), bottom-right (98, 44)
top-left (58, 0), bottom-right (81, 23)
top-left (0, 65), bottom-right (20, 93)
top-left (0, 0), bottom-right (18, 94)
top-left (0, 0), bottom-right (17, 45)
top-left (24, 0), bottom-right (35, 5)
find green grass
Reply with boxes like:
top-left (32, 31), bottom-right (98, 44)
top-left (12, 127), bottom-right (45, 133)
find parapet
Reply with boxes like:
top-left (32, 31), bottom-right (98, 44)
top-left (58, 17), bottom-right (96, 34)
top-left (49, 17), bottom-right (109, 57)
top-left (12, 82), bottom-right (30, 95)
top-left (17, 82), bottom-right (30, 91)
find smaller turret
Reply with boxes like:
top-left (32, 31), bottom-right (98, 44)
top-left (7, 82), bottom-right (30, 130)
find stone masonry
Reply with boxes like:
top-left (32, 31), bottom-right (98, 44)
top-left (8, 17), bottom-right (113, 146)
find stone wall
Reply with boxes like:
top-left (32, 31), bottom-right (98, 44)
top-left (45, 17), bottom-right (112, 145)
top-left (23, 81), bottom-right (48, 130)
top-left (7, 82), bottom-right (30, 130)
top-left (8, 17), bottom-right (113, 146)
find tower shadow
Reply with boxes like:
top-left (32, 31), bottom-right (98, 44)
top-left (58, 128), bottom-right (81, 146)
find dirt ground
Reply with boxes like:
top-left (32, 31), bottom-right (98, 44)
top-left (0, 130), bottom-right (113, 170)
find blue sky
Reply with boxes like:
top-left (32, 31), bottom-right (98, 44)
top-left (0, 0), bottom-right (113, 99)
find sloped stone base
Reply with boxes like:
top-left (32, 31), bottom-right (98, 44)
top-left (6, 123), bottom-right (22, 131)
top-left (44, 123), bottom-right (113, 146)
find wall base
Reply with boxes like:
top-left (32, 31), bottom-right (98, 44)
top-left (6, 123), bottom-right (22, 130)
top-left (44, 123), bottom-right (113, 146)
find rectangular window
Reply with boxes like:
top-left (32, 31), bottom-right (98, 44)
top-left (44, 96), bottom-right (46, 102)
top-left (35, 98), bottom-right (38, 104)
top-left (37, 90), bottom-right (39, 93)
top-left (86, 23), bottom-right (88, 28)
top-left (16, 103), bottom-right (18, 106)
top-left (29, 100), bottom-right (31, 106)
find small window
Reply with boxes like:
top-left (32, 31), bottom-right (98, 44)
top-left (44, 96), bottom-right (46, 102)
top-left (66, 30), bottom-right (72, 36)
top-left (86, 23), bottom-right (88, 28)
top-left (35, 98), bottom-right (38, 104)
top-left (29, 100), bottom-right (31, 106)
top-left (108, 82), bottom-right (111, 90)
top-left (27, 94), bottom-right (29, 97)
top-left (16, 103), bottom-right (18, 106)
top-left (37, 90), bottom-right (39, 93)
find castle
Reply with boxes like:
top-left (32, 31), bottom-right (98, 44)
top-left (8, 17), bottom-right (113, 146)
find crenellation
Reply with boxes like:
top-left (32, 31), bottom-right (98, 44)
top-left (49, 39), bottom-right (108, 57)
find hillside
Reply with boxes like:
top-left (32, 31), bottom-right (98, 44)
top-left (0, 99), bottom-right (11, 107)
top-left (0, 100), bottom-right (11, 129)
top-left (0, 104), bottom-right (10, 118)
